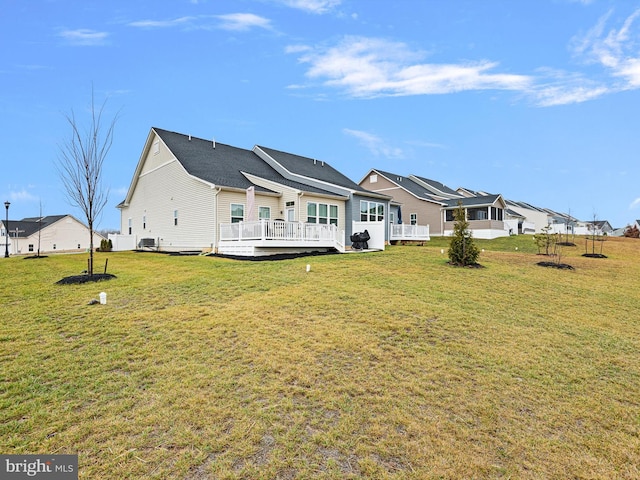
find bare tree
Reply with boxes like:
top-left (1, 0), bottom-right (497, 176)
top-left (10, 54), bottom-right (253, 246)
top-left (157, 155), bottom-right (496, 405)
top-left (57, 88), bottom-right (118, 275)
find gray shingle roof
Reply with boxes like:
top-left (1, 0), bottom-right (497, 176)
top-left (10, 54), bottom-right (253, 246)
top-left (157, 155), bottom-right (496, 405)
top-left (374, 170), bottom-right (447, 204)
top-left (153, 129), bottom-right (342, 196)
top-left (257, 146), bottom-right (372, 193)
top-left (410, 175), bottom-right (460, 197)
top-left (2, 215), bottom-right (68, 237)
top-left (444, 194), bottom-right (502, 208)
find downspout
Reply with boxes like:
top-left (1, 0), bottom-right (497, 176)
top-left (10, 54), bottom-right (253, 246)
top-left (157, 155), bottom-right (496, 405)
top-left (212, 187), bottom-right (221, 253)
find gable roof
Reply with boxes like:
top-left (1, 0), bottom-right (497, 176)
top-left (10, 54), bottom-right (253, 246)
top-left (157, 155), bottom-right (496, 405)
top-left (371, 169), bottom-right (448, 205)
top-left (152, 128), bottom-right (345, 197)
top-left (256, 146), bottom-right (380, 196)
top-left (1, 215), bottom-right (78, 238)
top-left (409, 175), bottom-right (461, 198)
top-left (443, 194), bottom-right (504, 208)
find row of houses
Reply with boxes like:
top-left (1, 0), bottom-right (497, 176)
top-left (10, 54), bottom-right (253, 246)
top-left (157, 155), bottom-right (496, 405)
top-left (0, 127), bottom-right (622, 257)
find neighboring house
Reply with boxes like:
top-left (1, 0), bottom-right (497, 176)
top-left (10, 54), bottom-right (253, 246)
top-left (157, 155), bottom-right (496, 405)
top-left (359, 169), bottom-right (439, 238)
top-left (359, 170), bottom-right (508, 239)
top-left (574, 219), bottom-right (613, 236)
top-left (504, 200), bottom-right (549, 234)
top-left (441, 194), bottom-right (509, 239)
top-left (117, 128), bottom-right (390, 256)
top-left (0, 215), bottom-right (104, 255)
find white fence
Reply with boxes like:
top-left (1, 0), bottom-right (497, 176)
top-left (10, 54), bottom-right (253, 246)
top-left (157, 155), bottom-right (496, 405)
top-left (220, 220), bottom-right (340, 244)
top-left (390, 224), bottom-right (430, 241)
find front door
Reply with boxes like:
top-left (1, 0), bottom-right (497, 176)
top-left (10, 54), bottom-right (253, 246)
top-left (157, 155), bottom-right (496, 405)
top-left (286, 208), bottom-right (295, 222)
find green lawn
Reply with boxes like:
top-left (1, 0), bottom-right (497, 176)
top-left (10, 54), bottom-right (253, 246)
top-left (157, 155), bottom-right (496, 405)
top-left (1, 237), bottom-right (639, 479)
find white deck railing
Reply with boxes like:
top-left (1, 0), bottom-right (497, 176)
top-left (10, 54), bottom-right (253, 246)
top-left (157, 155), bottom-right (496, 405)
top-left (220, 220), bottom-right (340, 244)
top-left (390, 223), bottom-right (430, 240)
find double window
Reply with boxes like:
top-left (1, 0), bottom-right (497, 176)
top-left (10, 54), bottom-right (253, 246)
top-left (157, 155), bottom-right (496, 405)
top-left (360, 201), bottom-right (384, 222)
top-left (307, 202), bottom-right (338, 225)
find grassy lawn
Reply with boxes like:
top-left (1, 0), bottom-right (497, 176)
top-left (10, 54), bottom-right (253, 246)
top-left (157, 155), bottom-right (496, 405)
top-left (1, 236), bottom-right (639, 479)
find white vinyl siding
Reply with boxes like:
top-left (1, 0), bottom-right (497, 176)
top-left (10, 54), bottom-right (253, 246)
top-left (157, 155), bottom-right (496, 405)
top-left (123, 150), bottom-right (215, 250)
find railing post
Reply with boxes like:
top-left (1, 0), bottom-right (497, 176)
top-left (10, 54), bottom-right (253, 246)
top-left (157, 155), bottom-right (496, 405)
top-left (238, 221), bottom-right (243, 241)
top-left (261, 219), bottom-right (266, 240)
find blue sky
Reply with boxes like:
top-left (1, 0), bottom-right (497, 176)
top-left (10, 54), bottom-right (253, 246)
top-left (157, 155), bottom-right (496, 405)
top-left (2, 0), bottom-right (640, 230)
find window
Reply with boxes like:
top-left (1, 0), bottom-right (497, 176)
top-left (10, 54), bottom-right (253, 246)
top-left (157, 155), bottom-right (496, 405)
top-left (28, 244), bottom-right (34, 252)
top-left (319, 204), bottom-right (328, 224)
top-left (445, 210), bottom-right (455, 222)
top-left (468, 207), bottom-right (488, 221)
top-left (128, 218), bottom-right (132, 235)
top-left (491, 207), bottom-right (503, 221)
top-left (286, 201), bottom-right (295, 207)
top-left (259, 206), bottom-right (270, 220)
top-left (174, 210), bottom-right (179, 226)
top-left (410, 213), bottom-right (417, 226)
top-left (231, 204), bottom-right (244, 223)
top-left (329, 205), bottom-right (338, 226)
top-left (307, 203), bottom-right (317, 223)
top-left (308, 202), bottom-right (338, 225)
top-left (360, 201), bottom-right (385, 222)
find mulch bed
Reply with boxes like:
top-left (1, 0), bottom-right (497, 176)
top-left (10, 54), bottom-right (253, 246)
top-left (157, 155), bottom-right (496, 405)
top-left (208, 250), bottom-right (341, 262)
top-left (23, 255), bottom-right (49, 260)
top-left (447, 262), bottom-right (484, 268)
top-left (582, 253), bottom-right (607, 258)
top-left (56, 274), bottom-right (117, 285)
top-left (536, 261), bottom-right (574, 270)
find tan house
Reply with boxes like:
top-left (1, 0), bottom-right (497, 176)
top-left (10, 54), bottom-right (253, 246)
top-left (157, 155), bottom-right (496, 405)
top-left (0, 215), bottom-right (105, 255)
top-left (116, 128), bottom-right (391, 256)
top-left (360, 169), bottom-right (509, 239)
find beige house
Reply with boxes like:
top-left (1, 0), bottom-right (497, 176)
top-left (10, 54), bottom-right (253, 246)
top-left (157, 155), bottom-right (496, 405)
top-left (360, 169), bottom-right (508, 239)
top-left (0, 215), bottom-right (105, 255)
top-left (117, 128), bottom-right (390, 256)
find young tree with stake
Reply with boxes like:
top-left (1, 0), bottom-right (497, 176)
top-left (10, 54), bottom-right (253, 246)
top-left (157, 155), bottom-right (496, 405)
top-left (57, 89), bottom-right (118, 276)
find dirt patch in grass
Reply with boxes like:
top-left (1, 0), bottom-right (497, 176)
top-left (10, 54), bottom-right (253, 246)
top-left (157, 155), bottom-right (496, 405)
top-left (55, 273), bottom-right (117, 285)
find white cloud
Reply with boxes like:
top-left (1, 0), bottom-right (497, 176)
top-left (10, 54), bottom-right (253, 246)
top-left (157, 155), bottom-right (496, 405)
top-left (128, 17), bottom-right (195, 28)
top-left (277, 0), bottom-right (341, 14)
top-left (215, 13), bottom-right (272, 31)
top-left (528, 69), bottom-right (610, 106)
top-left (343, 128), bottom-right (404, 159)
top-left (292, 36), bottom-right (532, 99)
top-left (630, 198), bottom-right (640, 210)
top-left (572, 8), bottom-right (640, 88)
top-left (128, 13), bottom-right (272, 32)
top-left (285, 44), bottom-right (312, 54)
top-left (58, 29), bottom-right (110, 46)
top-left (9, 189), bottom-right (39, 203)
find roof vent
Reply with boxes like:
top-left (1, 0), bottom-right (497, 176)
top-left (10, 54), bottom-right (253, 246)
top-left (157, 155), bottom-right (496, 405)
top-left (212, 138), bottom-right (216, 149)
top-left (188, 135), bottom-right (191, 141)
top-left (313, 159), bottom-right (317, 165)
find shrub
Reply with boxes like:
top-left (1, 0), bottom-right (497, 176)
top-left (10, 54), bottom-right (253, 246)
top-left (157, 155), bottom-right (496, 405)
top-left (448, 202), bottom-right (480, 266)
top-left (624, 225), bottom-right (640, 238)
